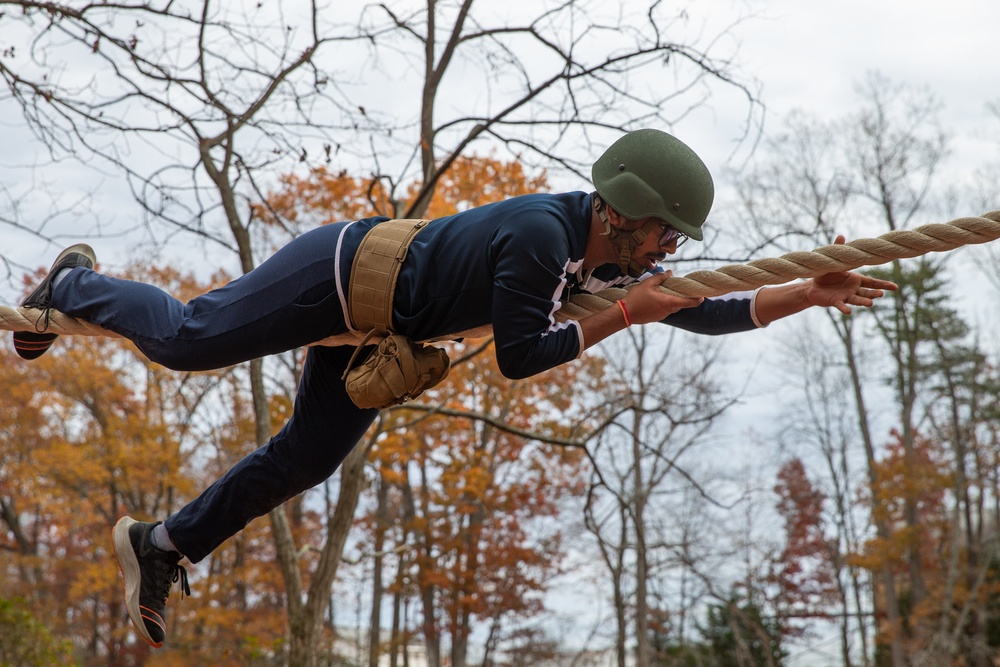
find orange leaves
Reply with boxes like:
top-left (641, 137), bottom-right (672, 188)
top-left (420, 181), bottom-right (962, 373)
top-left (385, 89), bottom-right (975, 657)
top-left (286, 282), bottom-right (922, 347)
top-left (846, 429), bottom-right (970, 653)
top-left (868, 431), bottom-right (951, 524)
top-left (0, 262), bottom-right (268, 658)
top-left (410, 154), bottom-right (549, 217)
top-left (854, 435), bottom-right (948, 549)
top-left (257, 153), bottom-right (550, 230)
top-left (255, 167), bottom-right (396, 228)
top-left (852, 430), bottom-right (951, 575)
top-left (359, 338), bottom-right (591, 646)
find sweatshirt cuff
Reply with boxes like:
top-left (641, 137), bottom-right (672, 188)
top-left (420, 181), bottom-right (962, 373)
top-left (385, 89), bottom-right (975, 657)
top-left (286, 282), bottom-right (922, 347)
top-left (750, 288), bottom-right (768, 329)
top-left (572, 320), bottom-right (586, 358)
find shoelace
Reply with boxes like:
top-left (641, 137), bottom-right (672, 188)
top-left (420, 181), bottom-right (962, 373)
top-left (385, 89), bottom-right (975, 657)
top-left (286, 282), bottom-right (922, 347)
top-left (174, 563), bottom-right (191, 599)
top-left (24, 286), bottom-right (55, 333)
top-left (154, 558), bottom-right (192, 601)
top-left (31, 304), bottom-right (54, 333)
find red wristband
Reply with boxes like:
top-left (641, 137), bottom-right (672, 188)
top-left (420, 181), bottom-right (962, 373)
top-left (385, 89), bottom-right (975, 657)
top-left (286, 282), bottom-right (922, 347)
top-left (616, 299), bottom-right (632, 327)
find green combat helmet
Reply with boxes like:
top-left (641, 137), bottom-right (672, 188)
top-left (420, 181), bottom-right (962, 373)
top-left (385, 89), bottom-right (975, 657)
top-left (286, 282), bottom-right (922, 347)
top-left (592, 128), bottom-right (714, 275)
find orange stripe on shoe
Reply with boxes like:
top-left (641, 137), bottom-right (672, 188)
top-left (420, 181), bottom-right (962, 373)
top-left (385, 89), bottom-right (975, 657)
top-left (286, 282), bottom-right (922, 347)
top-left (13, 341), bottom-right (54, 349)
top-left (140, 606), bottom-right (166, 628)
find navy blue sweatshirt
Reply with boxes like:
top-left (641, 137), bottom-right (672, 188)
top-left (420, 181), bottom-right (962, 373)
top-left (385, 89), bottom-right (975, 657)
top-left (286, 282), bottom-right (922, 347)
top-left (338, 192), bottom-right (759, 379)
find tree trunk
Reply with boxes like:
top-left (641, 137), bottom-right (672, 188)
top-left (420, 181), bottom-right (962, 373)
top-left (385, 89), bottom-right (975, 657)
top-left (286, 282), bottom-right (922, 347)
top-left (632, 416), bottom-right (650, 667)
top-left (420, 584), bottom-right (441, 667)
top-left (615, 506), bottom-right (628, 667)
top-left (840, 322), bottom-right (906, 667)
top-left (402, 462), bottom-right (441, 667)
top-left (369, 476), bottom-right (389, 667)
top-left (390, 557), bottom-right (404, 667)
top-left (277, 441), bottom-right (373, 667)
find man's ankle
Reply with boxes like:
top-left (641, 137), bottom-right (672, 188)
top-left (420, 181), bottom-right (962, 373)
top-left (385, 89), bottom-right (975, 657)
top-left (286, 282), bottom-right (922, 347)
top-left (151, 523), bottom-right (180, 554)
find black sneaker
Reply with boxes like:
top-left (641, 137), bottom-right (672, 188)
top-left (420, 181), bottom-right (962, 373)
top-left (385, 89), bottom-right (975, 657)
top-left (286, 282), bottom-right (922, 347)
top-left (13, 243), bottom-right (97, 360)
top-left (113, 516), bottom-right (190, 648)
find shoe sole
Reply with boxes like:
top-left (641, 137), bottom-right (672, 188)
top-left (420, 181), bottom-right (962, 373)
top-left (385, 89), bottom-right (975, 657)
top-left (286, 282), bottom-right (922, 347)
top-left (113, 516), bottom-right (161, 648)
top-left (12, 332), bottom-right (58, 360)
top-left (13, 243), bottom-right (97, 361)
top-left (47, 243), bottom-right (97, 279)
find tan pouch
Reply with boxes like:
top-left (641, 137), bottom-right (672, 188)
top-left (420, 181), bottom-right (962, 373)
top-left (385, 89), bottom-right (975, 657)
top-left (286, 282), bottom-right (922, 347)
top-left (342, 334), bottom-right (451, 410)
top-left (342, 219), bottom-right (452, 409)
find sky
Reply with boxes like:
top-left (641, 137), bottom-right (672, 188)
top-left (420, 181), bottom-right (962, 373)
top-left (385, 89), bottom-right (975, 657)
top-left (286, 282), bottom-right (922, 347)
top-left (2, 0), bottom-right (999, 662)
top-left (3, 0), bottom-right (999, 286)
top-left (691, 0), bottom-right (1000, 415)
top-left (690, 0), bottom-right (1000, 168)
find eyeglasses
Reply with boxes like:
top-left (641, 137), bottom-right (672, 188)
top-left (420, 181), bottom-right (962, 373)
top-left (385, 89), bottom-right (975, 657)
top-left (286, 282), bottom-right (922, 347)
top-left (658, 223), bottom-right (688, 248)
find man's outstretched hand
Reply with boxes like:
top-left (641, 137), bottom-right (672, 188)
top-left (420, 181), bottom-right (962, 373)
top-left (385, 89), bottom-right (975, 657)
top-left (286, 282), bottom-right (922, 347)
top-left (806, 235), bottom-right (898, 314)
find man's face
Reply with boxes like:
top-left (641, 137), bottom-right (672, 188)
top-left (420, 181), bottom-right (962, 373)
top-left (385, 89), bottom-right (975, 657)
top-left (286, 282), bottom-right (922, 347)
top-left (628, 217), bottom-right (683, 272)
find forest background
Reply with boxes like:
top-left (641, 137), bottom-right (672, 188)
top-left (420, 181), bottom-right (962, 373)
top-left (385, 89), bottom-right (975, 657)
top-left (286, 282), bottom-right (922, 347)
top-left (2, 1), bottom-right (1000, 666)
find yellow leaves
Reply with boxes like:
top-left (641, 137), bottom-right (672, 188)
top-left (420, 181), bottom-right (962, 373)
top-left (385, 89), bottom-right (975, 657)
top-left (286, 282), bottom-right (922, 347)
top-left (0, 261), bottom-right (276, 656)
top-left (846, 428), bottom-right (991, 652)
top-left (846, 535), bottom-right (907, 572)
top-left (67, 560), bottom-right (117, 603)
top-left (269, 392), bottom-right (293, 436)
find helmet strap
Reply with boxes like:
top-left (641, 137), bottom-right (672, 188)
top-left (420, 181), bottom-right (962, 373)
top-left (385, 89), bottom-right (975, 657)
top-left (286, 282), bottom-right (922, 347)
top-left (593, 195), bottom-right (663, 277)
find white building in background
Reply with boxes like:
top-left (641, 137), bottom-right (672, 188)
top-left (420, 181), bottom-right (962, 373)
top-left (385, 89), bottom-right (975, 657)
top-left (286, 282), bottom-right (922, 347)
top-left (330, 627), bottom-right (429, 667)
top-left (328, 627), bottom-right (635, 667)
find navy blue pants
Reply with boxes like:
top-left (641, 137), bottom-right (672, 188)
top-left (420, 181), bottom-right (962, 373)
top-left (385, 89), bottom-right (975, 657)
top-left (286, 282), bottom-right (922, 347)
top-left (51, 223), bottom-right (378, 562)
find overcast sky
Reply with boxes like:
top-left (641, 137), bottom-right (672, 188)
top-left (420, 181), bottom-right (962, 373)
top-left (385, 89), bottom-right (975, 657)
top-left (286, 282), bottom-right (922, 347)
top-left (3, 0), bottom-right (998, 288)
top-left (688, 0), bottom-right (1000, 448)
top-left (695, 0), bottom-right (999, 165)
top-left (684, 0), bottom-right (1000, 410)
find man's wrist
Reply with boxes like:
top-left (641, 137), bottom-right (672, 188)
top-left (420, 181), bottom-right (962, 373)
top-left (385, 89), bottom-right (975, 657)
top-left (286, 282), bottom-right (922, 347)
top-left (755, 282), bottom-right (812, 325)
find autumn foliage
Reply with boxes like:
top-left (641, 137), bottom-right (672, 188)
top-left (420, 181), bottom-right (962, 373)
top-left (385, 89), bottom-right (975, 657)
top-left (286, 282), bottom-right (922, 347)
top-left (254, 153), bottom-right (549, 229)
top-left (358, 341), bottom-right (595, 664)
top-left (768, 458), bottom-right (838, 636)
top-left (1, 154), bottom-right (604, 666)
top-left (0, 265), bottom-right (300, 665)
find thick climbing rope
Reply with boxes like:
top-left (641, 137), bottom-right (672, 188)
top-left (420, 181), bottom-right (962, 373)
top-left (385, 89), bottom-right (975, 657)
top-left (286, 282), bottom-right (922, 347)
top-left (557, 210), bottom-right (1000, 321)
top-left (2, 210), bottom-right (999, 347)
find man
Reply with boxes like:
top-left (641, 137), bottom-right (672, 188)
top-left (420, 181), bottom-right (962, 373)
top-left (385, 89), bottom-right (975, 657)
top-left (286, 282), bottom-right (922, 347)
top-left (12, 129), bottom-right (896, 647)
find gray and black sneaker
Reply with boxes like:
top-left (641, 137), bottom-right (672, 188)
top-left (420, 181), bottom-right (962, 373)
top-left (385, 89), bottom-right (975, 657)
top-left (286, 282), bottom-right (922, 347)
top-left (13, 243), bottom-right (97, 360)
top-left (113, 516), bottom-right (190, 648)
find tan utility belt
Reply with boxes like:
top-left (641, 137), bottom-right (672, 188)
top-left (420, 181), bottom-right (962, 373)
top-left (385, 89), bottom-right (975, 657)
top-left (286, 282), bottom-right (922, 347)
top-left (342, 219), bottom-right (451, 409)
top-left (348, 218), bottom-right (430, 335)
